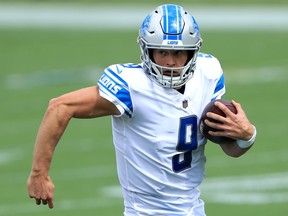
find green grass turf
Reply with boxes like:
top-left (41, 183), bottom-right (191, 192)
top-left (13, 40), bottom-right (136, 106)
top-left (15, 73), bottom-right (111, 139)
top-left (0, 26), bottom-right (288, 216)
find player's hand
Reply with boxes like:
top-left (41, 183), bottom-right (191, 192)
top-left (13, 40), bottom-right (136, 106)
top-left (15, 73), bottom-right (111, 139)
top-left (27, 173), bottom-right (55, 209)
top-left (208, 100), bottom-right (254, 141)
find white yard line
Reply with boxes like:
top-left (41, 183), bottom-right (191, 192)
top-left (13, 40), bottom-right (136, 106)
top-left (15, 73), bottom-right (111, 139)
top-left (4, 68), bottom-right (100, 90)
top-left (225, 66), bottom-right (288, 84)
top-left (0, 4), bottom-right (287, 30)
top-left (102, 172), bottom-right (288, 204)
top-left (0, 149), bottom-right (23, 165)
top-left (201, 172), bottom-right (288, 204)
top-left (1, 172), bottom-right (288, 215)
top-left (0, 197), bottom-right (121, 215)
top-left (4, 65), bottom-right (288, 90)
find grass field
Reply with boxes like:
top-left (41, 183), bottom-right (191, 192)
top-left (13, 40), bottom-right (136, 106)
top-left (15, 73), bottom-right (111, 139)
top-left (0, 2), bottom-right (288, 216)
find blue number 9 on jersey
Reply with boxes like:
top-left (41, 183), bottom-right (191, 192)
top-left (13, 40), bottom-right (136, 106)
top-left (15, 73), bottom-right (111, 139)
top-left (172, 115), bottom-right (198, 173)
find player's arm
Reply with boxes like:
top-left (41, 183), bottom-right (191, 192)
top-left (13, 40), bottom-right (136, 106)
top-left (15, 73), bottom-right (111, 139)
top-left (27, 86), bottom-right (120, 208)
top-left (205, 100), bottom-right (256, 157)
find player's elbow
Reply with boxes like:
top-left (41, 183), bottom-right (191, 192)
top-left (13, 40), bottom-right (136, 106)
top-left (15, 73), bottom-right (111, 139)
top-left (47, 97), bottom-right (61, 112)
top-left (226, 151), bottom-right (243, 158)
top-left (47, 97), bottom-right (72, 121)
top-left (220, 142), bottom-right (248, 158)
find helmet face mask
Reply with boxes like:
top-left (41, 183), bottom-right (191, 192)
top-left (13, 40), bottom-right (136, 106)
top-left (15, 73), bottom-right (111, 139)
top-left (149, 50), bottom-right (197, 88)
top-left (138, 4), bottom-right (203, 88)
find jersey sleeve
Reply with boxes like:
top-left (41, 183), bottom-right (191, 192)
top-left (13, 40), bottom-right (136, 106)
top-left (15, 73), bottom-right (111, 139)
top-left (97, 64), bottom-right (133, 118)
top-left (212, 72), bottom-right (225, 101)
top-left (198, 53), bottom-right (226, 101)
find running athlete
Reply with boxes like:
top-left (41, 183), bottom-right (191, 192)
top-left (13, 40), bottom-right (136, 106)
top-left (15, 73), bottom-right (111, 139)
top-left (27, 4), bottom-right (256, 216)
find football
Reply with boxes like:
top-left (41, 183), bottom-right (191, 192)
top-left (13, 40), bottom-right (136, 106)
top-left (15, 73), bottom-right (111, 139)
top-left (200, 99), bottom-right (237, 144)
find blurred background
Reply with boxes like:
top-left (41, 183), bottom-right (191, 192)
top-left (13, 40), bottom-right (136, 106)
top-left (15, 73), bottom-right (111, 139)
top-left (0, 0), bottom-right (288, 215)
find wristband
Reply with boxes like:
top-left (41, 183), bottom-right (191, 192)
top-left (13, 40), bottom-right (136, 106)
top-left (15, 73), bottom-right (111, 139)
top-left (236, 125), bottom-right (257, 148)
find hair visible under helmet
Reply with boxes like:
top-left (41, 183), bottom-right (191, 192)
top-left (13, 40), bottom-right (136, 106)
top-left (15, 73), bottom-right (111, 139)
top-left (138, 4), bottom-right (203, 88)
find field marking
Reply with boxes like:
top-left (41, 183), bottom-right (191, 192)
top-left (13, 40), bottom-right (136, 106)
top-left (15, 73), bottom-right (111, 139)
top-left (4, 68), bottom-right (96, 89)
top-left (0, 4), bottom-right (287, 30)
top-left (102, 172), bottom-right (288, 204)
top-left (226, 66), bottom-right (288, 84)
top-left (2, 172), bottom-right (288, 215)
top-left (201, 172), bottom-right (288, 204)
top-left (4, 67), bottom-right (99, 90)
top-left (0, 148), bottom-right (23, 165)
top-left (3, 65), bottom-right (288, 90)
top-left (0, 197), bottom-right (122, 215)
top-left (2, 149), bottom-right (288, 184)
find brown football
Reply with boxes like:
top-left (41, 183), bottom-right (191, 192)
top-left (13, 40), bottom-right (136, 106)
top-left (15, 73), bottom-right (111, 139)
top-left (200, 99), bottom-right (237, 144)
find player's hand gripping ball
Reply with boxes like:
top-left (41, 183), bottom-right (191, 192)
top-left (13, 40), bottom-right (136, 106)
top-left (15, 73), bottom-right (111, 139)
top-left (200, 99), bottom-right (237, 144)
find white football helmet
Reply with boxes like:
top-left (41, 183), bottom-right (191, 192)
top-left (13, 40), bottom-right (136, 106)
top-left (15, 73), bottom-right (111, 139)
top-left (138, 4), bottom-right (203, 88)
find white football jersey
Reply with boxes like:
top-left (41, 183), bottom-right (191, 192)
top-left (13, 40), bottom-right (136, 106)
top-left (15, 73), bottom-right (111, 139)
top-left (98, 53), bottom-right (225, 215)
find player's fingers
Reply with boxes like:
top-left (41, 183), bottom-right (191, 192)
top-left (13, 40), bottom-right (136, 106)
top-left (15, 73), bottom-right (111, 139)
top-left (35, 198), bottom-right (41, 205)
top-left (204, 119), bottom-right (224, 130)
top-left (48, 183), bottom-right (55, 208)
top-left (206, 112), bottom-right (226, 123)
top-left (214, 101), bottom-right (235, 116)
top-left (210, 131), bottom-right (235, 140)
top-left (231, 100), bottom-right (244, 114)
top-left (48, 197), bottom-right (54, 209)
top-left (28, 192), bottom-right (41, 205)
top-left (231, 100), bottom-right (240, 107)
top-left (33, 196), bottom-right (54, 208)
top-left (30, 192), bottom-right (52, 206)
top-left (42, 199), bottom-right (48, 205)
top-left (205, 118), bottom-right (235, 134)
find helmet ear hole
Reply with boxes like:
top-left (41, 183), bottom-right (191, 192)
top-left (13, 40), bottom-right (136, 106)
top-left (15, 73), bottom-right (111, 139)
top-left (148, 49), bottom-right (155, 63)
top-left (185, 50), bottom-right (195, 65)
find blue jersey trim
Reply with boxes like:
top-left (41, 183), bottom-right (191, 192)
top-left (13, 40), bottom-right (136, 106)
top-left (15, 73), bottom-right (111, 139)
top-left (98, 67), bottom-right (133, 117)
top-left (106, 67), bottom-right (128, 87)
top-left (214, 74), bottom-right (225, 95)
top-left (211, 74), bottom-right (225, 101)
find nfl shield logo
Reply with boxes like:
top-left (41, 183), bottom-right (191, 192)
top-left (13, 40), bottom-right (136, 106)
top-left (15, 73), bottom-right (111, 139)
top-left (182, 100), bottom-right (188, 108)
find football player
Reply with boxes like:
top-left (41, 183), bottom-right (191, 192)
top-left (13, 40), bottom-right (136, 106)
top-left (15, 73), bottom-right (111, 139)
top-left (27, 4), bottom-right (256, 215)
